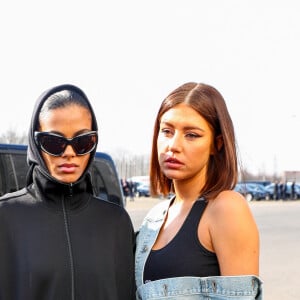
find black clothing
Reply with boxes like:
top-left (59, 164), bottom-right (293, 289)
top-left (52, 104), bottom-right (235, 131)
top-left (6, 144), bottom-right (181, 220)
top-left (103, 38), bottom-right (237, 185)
top-left (143, 198), bottom-right (220, 282)
top-left (0, 84), bottom-right (135, 300)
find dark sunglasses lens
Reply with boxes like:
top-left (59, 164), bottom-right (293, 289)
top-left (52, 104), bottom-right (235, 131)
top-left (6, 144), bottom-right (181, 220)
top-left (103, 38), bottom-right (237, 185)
top-left (39, 135), bottom-right (66, 155)
top-left (73, 134), bottom-right (97, 155)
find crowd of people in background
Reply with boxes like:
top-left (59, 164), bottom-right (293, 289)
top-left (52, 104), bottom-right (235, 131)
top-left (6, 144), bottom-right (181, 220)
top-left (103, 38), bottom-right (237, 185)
top-left (273, 180), bottom-right (296, 200)
top-left (120, 177), bottom-right (135, 202)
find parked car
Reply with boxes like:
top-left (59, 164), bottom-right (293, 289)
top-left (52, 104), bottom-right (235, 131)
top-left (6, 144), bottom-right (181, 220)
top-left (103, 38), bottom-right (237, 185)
top-left (136, 182), bottom-right (150, 197)
top-left (264, 183), bottom-right (277, 200)
top-left (127, 176), bottom-right (150, 197)
top-left (234, 182), bottom-right (268, 201)
top-left (0, 143), bottom-right (125, 207)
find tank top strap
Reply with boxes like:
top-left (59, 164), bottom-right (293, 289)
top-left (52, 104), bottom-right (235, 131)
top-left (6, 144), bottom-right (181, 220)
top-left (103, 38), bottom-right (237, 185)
top-left (184, 196), bottom-right (207, 228)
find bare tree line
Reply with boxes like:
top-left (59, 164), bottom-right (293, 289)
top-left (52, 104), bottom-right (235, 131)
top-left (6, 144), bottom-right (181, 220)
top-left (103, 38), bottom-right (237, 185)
top-left (0, 129), bottom-right (28, 145)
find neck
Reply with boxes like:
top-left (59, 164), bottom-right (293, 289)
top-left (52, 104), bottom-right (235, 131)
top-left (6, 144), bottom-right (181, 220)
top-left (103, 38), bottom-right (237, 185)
top-left (172, 179), bottom-right (204, 204)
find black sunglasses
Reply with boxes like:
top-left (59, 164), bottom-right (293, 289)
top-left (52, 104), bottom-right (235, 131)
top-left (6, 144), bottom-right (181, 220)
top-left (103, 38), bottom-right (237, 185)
top-left (34, 131), bottom-right (98, 156)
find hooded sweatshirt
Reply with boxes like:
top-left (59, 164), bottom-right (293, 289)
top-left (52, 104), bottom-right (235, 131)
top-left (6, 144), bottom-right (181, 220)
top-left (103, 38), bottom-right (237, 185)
top-left (0, 84), bottom-right (135, 300)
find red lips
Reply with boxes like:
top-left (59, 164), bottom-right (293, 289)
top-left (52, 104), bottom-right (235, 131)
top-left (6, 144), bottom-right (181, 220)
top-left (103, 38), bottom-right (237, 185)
top-left (165, 157), bottom-right (182, 164)
top-left (163, 156), bottom-right (183, 169)
top-left (59, 163), bottom-right (77, 168)
top-left (59, 163), bottom-right (78, 173)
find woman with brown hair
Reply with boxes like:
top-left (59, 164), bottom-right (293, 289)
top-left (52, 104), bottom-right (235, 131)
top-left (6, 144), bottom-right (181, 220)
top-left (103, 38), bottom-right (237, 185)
top-left (135, 82), bottom-right (263, 299)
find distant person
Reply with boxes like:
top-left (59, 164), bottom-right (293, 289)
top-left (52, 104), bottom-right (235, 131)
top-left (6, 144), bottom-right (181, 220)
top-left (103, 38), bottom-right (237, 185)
top-left (135, 82), bottom-right (263, 299)
top-left (274, 180), bottom-right (280, 200)
top-left (121, 177), bottom-right (130, 201)
top-left (280, 181), bottom-right (287, 200)
top-left (291, 181), bottom-right (296, 200)
top-left (0, 84), bottom-right (135, 299)
top-left (128, 179), bottom-right (135, 201)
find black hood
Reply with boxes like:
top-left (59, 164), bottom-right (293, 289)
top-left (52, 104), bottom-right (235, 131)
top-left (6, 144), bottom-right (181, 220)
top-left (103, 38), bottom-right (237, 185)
top-left (26, 84), bottom-right (98, 189)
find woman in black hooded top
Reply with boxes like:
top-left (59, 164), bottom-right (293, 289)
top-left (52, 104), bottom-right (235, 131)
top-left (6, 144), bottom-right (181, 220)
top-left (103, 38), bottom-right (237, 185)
top-left (0, 84), bottom-right (135, 300)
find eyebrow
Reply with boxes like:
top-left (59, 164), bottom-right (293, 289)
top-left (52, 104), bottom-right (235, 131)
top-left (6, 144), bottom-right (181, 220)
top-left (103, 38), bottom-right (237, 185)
top-left (160, 121), bottom-right (206, 132)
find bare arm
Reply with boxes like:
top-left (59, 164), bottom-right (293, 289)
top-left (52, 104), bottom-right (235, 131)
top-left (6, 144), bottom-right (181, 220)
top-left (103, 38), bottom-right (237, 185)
top-left (208, 190), bottom-right (260, 276)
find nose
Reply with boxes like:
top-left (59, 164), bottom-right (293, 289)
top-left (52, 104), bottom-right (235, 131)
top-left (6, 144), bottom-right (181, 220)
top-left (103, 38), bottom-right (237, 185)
top-left (167, 133), bottom-right (182, 152)
top-left (62, 144), bottom-right (76, 157)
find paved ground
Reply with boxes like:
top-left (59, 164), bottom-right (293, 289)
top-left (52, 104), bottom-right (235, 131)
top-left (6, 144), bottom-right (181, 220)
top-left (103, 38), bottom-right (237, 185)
top-left (126, 197), bottom-right (300, 300)
top-left (125, 196), bottom-right (161, 229)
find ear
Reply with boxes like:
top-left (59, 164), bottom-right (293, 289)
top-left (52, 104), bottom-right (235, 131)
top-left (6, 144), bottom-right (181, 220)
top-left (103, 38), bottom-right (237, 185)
top-left (216, 135), bottom-right (223, 151)
top-left (211, 135), bottom-right (223, 155)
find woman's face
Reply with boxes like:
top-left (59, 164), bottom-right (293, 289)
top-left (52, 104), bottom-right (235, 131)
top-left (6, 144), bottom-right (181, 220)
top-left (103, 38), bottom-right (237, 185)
top-left (157, 103), bottom-right (215, 183)
top-left (39, 104), bottom-right (93, 183)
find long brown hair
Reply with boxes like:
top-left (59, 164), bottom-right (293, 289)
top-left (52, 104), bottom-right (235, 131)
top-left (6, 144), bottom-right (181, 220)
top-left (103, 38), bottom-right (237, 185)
top-left (150, 82), bottom-right (238, 200)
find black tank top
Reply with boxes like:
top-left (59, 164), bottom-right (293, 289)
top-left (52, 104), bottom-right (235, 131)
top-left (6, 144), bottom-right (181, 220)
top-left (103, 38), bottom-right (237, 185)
top-left (143, 198), bottom-right (220, 283)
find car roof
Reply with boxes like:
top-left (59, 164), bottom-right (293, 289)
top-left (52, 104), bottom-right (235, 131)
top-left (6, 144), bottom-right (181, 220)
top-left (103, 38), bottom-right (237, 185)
top-left (0, 143), bottom-right (28, 151)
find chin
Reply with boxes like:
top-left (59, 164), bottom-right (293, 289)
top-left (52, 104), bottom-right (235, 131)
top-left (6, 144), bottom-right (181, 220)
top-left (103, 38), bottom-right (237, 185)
top-left (163, 170), bottom-right (183, 180)
top-left (55, 174), bottom-right (80, 184)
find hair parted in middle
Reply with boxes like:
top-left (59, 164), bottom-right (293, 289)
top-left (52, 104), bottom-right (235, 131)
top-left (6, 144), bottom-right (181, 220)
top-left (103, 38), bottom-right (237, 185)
top-left (149, 82), bottom-right (238, 200)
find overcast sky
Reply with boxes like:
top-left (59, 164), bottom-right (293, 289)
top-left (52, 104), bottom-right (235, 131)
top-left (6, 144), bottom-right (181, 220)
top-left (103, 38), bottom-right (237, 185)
top-left (1, 0), bottom-right (299, 176)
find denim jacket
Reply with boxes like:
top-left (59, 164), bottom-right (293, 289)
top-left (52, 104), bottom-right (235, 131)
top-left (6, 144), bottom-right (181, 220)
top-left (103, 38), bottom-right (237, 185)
top-left (135, 199), bottom-right (263, 300)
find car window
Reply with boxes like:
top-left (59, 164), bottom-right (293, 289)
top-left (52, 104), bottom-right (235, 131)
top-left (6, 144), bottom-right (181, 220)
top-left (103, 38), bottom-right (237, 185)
top-left (0, 152), bottom-right (28, 195)
top-left (91, 155), bottom-right (124, 206)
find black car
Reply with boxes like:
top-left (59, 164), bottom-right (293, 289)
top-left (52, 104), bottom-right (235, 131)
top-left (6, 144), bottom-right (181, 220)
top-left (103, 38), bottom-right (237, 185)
top-left (0, 143), bottom-right (125, 207)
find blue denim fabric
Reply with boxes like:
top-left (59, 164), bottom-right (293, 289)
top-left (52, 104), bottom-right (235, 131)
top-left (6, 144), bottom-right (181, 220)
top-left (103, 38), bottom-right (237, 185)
top-left (135, 200), bottom-right (263, 300)
top-left (136, 276), bottom-right (262, 300)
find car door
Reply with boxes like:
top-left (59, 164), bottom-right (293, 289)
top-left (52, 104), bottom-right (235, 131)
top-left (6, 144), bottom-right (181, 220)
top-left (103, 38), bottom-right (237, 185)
top-left (0, 144), bottom-right (28, 196)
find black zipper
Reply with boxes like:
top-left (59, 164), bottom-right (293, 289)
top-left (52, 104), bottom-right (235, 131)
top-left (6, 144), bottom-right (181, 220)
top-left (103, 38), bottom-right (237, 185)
top-left (62, 184), bottom-right (75, 300)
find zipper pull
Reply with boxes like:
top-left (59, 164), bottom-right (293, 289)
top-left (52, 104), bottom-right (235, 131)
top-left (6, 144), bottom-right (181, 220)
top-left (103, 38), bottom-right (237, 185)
top-left (69, 183), bottom-right (73, 196)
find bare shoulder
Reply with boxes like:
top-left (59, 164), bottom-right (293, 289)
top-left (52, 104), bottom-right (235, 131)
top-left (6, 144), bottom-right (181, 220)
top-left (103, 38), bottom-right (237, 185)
top-left (206, 189), bottom-right (258, 246)
top-left (206, 190), bottom-right (260, 275)
top-left (207, 189), bottom-right (251, 216)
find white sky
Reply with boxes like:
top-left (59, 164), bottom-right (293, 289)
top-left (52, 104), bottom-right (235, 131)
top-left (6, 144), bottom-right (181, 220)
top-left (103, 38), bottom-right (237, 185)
top-left (1, 0), bottom-right (299, 175)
